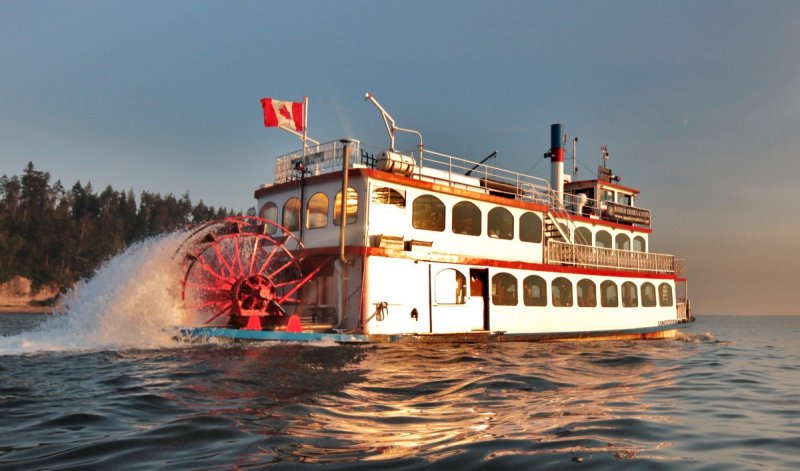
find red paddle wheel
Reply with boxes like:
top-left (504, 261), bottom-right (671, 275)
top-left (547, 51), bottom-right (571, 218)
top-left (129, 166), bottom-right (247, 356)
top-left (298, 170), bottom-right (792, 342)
top-left (175, 216), bottom-right (323, 332)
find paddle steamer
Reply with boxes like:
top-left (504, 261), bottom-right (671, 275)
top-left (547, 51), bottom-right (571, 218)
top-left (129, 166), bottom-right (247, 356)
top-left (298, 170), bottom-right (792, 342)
top-left (178, 94), bottom-right (693, 342)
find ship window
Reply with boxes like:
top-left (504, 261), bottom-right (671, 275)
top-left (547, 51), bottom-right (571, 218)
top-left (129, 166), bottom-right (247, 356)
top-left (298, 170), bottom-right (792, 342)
top-left (452, 201), bottom-right (481, 236)
top-left (596, 230), bottom-right (612, 248)
top-left (519, 212), bottom-right (543, 243)
top-left (372, 187), bottom-right (405, 206)
top-left (621, 281), bottom-right (638, 307)
top-left (551, 277), bottom-right (573, 307)
top-left (334, 187), bottom-right (358, 226)
top-left (487, 207), bottom-right (514, 239)
top-left (601, 280), bottom-right (619, 307)
top-left (641, 282), bottom-right (657, 307)
top-left (617, 193), bottom-right (632, 205)
top-left (659, 283), bottom-right (674, 307)
top-left (615, 233), bottom-right (631, 250)
top-left (577, 279), bottom-right (597, 307)
top-left (282, 198), bottom-right (301, 232)
top-left (522, 275), bottom-right (547, 306)
top-left (435, 269), bottom-right (467, 305)
top-left (306, 192), bottom-right (328, 229)
top-left (491, 272), bottom-right (518, 306)
top-left (259, 202), bottom-right (278, 234)
top-left (412, 194), bottom-right (445, 232)
top-left (575, 227), bottom-right (592, 246)
top-left (633, 236), bottom-right (646, 252)
top-left (602, 190), bottom-right (615, 202)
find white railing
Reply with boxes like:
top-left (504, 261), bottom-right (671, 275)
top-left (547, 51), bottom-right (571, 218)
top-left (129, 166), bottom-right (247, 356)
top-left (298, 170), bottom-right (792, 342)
top-left (415, 148), bottom-right (554, 203)
top-left (546, 241), bottom-right (675, 274)
top-left (274, 140), bottom-right (362, 184)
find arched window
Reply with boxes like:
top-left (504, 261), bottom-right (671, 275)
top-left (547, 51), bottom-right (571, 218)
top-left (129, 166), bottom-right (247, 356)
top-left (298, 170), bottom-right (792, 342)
top-left (259, 202), bottom-right (278, 234)
top-left (601, 280), bottom-right (618, 307)
top-left (596, 230), bottom-right (612, 248)
top-left (575, 227), bottom-right (592, 246)
top-left (412, 194), bottom-right (445, 231)
top-left (435, 269), bottom-right (467, 304)
top-left (641, 282), bottom-right (657, 307)
top-left (551, 277), bottom-right (573, 307)
top-left (282, 198), bottom-right (301, 232)
top-left (487, 207), bottom-right (514, 240)
top-left (621, 281), bottom-right (638, 307)
top-left (523, 275), bottom-right (547, 306)
top-left (371, 187), bottom-right (405, 206)
top-left (306, 192), bottom-right (328, 229)
top-left (659, 283), bottom-right (674, 307)
top-left (519, 212), bottom-right (543, 243)
top-left (334, 187), bottom-right (358, 226)
top-left (491, 272), bottom-right (518, 306)
top-left (577, 279), bottom-right (597, 307)
top-left (615, 233), bottom-right (631, 251)
top-left (633, 235), bottom-right (646, 252)
top-left (452, 201), bottom-right (481, 236)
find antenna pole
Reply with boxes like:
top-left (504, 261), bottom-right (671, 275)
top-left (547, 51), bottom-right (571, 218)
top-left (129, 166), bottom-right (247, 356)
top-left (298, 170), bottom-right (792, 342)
top-left (572, 137), bottom-right (578, 176)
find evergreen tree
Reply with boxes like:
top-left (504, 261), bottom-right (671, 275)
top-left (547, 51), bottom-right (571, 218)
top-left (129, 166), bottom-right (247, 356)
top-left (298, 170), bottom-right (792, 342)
top-left (0, 163), bottom-right (237, 294)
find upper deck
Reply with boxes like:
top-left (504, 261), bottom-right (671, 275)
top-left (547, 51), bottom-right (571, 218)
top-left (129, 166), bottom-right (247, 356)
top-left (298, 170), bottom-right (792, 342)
top-left (256, 139), bottom-right (683, 277)
top-left (267, 139), bottom-right (650, 229)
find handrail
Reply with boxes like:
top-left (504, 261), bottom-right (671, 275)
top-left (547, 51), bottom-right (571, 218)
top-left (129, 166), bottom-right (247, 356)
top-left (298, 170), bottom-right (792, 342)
top-left (546, 241), bottom-right (675, 274)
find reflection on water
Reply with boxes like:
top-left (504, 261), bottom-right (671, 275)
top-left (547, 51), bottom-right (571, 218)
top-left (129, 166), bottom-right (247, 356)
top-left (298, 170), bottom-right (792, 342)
top-left (272, 342), bottom-right (682, 465)
top-left (1, 317), bottom-right (799, 470)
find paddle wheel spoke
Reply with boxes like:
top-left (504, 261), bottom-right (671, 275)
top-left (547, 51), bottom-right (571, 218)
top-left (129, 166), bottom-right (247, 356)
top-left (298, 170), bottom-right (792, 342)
top-left (233, 235), bottom-right (244, 278)
top-left (185, 298), bottom-right (231, 311)
top-left (248, 237), bottom-right (262, 276)
top-left (183, 280), bottom-right (232, 291)
top-left (204, 305), bottom-right (233, 324)
top-left (194, 256), bottom-right (230, 284)
top-left (266, 259), bottom-right (295, 283)
top-left (212, 244), bottom-right (235, 279)
top-left (255, 243), bottom-right (281, 278)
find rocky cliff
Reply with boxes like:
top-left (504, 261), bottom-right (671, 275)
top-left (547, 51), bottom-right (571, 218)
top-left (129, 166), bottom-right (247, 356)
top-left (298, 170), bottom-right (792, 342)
top-left (0, 277), bottom-right (59, 312)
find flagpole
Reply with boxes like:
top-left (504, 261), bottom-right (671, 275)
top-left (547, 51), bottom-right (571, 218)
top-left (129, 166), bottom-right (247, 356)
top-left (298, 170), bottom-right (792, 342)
top-left (303, 96), bottom-right (309, 151)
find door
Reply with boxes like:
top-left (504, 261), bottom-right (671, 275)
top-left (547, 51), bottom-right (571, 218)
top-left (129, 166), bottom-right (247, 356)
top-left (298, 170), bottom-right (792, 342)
top-left (430, 265), bottom-right (485, 333)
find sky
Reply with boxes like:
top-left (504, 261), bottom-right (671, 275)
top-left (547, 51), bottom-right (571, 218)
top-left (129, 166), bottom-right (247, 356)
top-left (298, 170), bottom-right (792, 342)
top-left (2, 0), bottom-right (799, 316)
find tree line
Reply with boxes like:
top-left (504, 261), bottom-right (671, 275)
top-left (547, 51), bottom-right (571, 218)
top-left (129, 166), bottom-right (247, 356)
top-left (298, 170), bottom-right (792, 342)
top-left (0, 162), bottom-right (238, 293)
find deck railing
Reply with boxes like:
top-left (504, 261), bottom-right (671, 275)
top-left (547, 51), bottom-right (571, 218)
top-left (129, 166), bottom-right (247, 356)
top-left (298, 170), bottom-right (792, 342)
top-left (546, 241), bottom-right (676, 274)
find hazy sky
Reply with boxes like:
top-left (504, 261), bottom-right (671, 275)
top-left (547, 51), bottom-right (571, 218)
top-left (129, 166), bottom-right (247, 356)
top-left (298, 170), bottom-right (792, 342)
top-left (2, 0), bottom-right (799, 316)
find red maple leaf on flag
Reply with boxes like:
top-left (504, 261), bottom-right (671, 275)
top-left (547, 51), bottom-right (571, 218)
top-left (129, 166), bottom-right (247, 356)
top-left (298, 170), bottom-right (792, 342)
top-left (278, 103), bottom-right (292, 120)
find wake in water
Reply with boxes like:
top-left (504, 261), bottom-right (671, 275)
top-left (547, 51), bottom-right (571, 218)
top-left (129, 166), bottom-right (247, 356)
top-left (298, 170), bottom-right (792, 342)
top-left (0, 232), bottom-right (189, 355)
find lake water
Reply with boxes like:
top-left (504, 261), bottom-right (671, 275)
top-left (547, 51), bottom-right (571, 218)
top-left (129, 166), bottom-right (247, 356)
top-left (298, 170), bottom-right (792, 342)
top-left (1, 313), bottom-right (798, 470)
top-left (1, 237), bottom-right (798, 469)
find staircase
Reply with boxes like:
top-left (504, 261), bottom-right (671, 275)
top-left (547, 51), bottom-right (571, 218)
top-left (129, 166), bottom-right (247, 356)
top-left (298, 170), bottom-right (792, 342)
top-left (544, 213), bottom-right (569, 242)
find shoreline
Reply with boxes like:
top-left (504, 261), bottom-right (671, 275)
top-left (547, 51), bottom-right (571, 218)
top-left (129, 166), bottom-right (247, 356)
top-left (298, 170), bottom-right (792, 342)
top-left (0, 305), bottom-right (55, 314)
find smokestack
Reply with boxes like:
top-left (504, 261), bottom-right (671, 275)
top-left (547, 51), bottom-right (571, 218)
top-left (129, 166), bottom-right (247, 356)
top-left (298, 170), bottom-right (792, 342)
top-left (549, 123), bottom-right (565, 205)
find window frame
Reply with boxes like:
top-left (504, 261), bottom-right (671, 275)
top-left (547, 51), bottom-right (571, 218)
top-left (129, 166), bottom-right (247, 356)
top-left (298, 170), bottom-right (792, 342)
top-left (412, 194), bottom-right (446, 232)
top-left (577, 279), bottom-right (597, 307)
top-left (491, 272), bottom-right (518, 306)
top-left (306, 192), bottom-right (329, 229)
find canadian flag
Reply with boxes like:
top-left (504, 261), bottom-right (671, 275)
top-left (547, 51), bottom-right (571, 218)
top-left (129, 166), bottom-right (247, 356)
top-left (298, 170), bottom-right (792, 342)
top-left (260, 98), bottom-right (304, 131)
